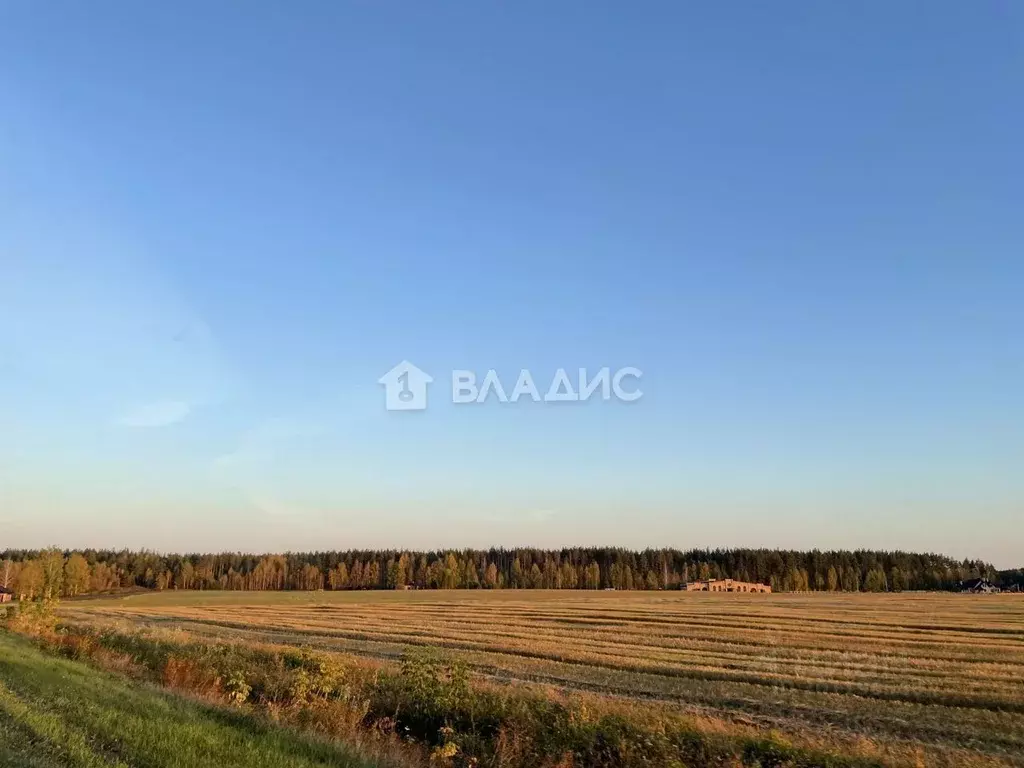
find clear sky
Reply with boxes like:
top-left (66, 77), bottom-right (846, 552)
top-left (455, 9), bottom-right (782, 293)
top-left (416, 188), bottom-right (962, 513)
top-left (1, 2), bottom-right (1021, 567)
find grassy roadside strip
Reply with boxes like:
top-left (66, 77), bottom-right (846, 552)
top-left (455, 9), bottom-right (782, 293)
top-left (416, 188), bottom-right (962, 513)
top-left (0, 677), bottom-right (126, 768)
top-left (0, 631), bottom-right (385, 768)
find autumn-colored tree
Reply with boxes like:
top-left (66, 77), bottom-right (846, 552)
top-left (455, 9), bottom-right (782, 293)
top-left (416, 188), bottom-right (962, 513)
top-left (865, 567), bottom-right (888, 592)
top-left (300, 564), bottom-right (322, 590)
top-left (365, 560), bottom-right (381, 589)
top-left (543, 557), bottom-right (559, 589)
top-left (463, 560), bottom-right (479, 589)
top-left (484, 562), bottom-right (499, 589)
top-left (511, 558), bottom-right (524, 588)
top-left (64, 554), bottom-right (91, 597)
top-left (395, 553), bottom-right (411, 588)
top-left (39, 549), bottom-right (65, 601)
top-left (560, 561), bottom-right (577, 589)
top-left (585, 562), bottom-right (601, 589)
top-left (529, 563), bottom-right (542, 589)
top-left (176, 561), bottom-right (195, 590)
top-left (15, 560), bottom-right (43, 600)
top-left (89, 561), bottom-right (117, 592)
top-left (195, 557), bottom-right (217, 589)
top-left (350, 560), bottom-right (364, 589)
top-left (1, 559), bottom-right (16, 590)
top-left (443, 554), bottom-right (460, 589)
top-left (328, 563), bottom-right (349, 590)
top-left (842, 567), bottom-right (861, 592)
top-left (427, 559), bottom-right (444, 588)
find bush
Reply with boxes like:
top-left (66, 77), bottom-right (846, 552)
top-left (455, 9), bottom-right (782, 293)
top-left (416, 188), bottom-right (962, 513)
top-left (226, 670), bottom-right (251, 706)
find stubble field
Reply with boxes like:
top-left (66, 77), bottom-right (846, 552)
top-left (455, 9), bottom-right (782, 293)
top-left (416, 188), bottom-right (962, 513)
top-left (58, 590), bottom-right (1024, 766)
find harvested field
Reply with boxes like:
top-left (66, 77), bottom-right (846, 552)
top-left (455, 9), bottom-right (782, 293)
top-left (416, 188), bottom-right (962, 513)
top-left (61, 590), bottom-right (1024, 766)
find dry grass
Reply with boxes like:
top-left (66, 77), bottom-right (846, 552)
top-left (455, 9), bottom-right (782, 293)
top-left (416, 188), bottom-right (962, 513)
top-left (60, 590), bottom-right (1024, 766)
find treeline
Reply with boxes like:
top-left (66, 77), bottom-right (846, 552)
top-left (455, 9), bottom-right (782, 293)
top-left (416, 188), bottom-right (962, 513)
top-left (0, 546), bottom-right (1002, 600)
top-left (998, 569), bottom-right (1024, 591)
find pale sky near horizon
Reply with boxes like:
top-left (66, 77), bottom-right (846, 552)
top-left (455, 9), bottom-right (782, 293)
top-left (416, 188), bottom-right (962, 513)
top-left (1, 2), bottom-right (1022, 567)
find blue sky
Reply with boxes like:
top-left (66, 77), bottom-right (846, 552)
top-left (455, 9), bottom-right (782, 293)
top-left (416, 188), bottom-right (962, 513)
top-left (1, 2), bottom-right (1021, 566)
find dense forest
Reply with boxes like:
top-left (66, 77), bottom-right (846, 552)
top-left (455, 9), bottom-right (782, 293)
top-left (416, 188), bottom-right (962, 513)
top-left (0, 546), bottom-right (1007, 600)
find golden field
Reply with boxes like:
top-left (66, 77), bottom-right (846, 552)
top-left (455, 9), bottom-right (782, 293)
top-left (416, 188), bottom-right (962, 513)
top-left (59, 590), bottom-right (1024, 766)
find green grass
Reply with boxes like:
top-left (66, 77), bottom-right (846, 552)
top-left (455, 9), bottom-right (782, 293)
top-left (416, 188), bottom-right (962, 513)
top-left (0, 632), bottom-right (380, 768)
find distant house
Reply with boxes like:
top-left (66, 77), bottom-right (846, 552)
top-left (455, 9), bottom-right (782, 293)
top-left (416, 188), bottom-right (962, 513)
top-left (682, 578), bottom-right (771, 594)
top-left (0, 586), bottom-right (13, 603)
top-left (959, 578), bottom-right (1000, 594)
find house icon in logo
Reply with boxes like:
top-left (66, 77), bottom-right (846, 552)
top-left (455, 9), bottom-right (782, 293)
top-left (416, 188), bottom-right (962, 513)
top-left (378, 361), bottom-right (433, 411)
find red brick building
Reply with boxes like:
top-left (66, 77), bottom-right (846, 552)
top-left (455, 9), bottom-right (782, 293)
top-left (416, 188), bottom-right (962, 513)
top-left (682, 578), bottom-right (771, 594)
